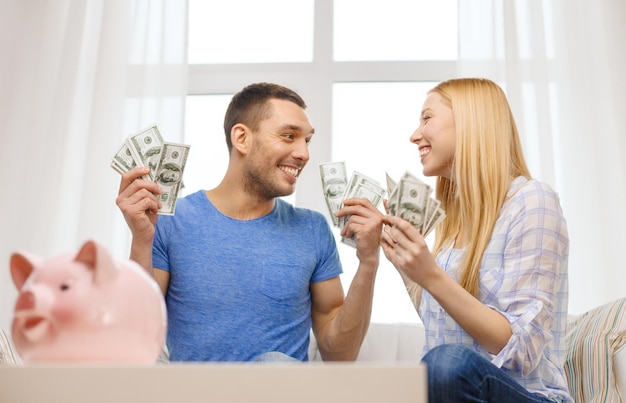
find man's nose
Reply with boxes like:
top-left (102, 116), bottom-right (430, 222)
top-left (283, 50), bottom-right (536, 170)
top-left (293, 138), bottom-right (310, 162)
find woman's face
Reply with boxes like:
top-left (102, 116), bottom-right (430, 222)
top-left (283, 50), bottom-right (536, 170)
top-left (410, 92), bottom-right (456, 179)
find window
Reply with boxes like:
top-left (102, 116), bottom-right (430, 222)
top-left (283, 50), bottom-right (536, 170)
top-left (185, 0), bottom-right (458, 323)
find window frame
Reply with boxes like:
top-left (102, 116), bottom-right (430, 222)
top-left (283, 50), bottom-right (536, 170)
top-left (185, 1), bottom-right (457, 323)
top-left (187, 1), bottom-right (456, 213)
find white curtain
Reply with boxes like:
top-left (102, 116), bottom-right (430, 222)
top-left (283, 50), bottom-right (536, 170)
top-left (0, 0), bottom-right (188, 330)
top-left (458, 0), bottom-right (626, 314)
top-left (2, 0), bottom-right (624, 332)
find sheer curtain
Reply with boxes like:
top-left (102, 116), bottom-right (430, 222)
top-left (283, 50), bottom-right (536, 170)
top-left (458, 0), bottom-right (626, 314)
top-left (0, 0), bottom-right (187, 330)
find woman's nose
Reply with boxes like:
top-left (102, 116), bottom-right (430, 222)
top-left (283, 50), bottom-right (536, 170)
top-left (410, 127), bottom-right (422, 144)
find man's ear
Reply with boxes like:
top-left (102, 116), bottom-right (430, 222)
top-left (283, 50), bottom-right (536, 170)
top-left (231, 124), bottom-right (250, 155)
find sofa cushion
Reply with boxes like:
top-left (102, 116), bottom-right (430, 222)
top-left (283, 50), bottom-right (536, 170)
top-left (355, 322), bottom-right (423, 362)
top-left (564, 298), bottom-right (626, 402)
top-left (309, 322), bottom-right (424, 362)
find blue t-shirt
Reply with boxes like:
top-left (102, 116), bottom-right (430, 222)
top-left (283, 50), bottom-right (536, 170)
top-left (153, 190), bottom-right (343, 362)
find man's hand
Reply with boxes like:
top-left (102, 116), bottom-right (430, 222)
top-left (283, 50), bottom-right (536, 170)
top-left (336, 198), bottom-right (384, 266)
top-left (115, 166), bottom-right (163, 243)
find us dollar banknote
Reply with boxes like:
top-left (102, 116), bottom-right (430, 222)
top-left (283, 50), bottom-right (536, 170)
top-left (339, 171), bottom-right (386, 247)
top-left (111, 124), bottom-right (190, 215)
top-left (319, 161), bottom-right (348, 227)
top-left (385, 171), bottom-right (398, 216)
top-left (126, 125), bottom-right (165, 181)
top-left (153, 142), bottom-right (190, 215)
top-left (111, 141), bottom-right (137, 174)
top-left (388, 171), bottom-right (445, 238)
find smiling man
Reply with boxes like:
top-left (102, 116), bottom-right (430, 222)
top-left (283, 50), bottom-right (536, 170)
top-left (116, 82), bottom-right (384, 362)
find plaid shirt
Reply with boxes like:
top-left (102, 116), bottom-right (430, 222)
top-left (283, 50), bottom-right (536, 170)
top-left (419, 176), bottom-right (572, 402)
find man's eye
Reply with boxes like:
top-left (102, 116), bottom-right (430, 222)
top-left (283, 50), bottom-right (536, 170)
top-left (283, 134), bottom-right (294, 140)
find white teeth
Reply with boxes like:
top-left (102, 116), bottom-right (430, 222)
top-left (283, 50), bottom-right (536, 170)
top-left (420, 148), bottom-right (430, 157)
top-left (280, 166), bottom-right (299, 177)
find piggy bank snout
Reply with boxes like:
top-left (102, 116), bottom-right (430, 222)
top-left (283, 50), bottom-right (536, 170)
top-left (13, 287), bottom-right (56, 345)
top-left (15, 285), bottom-right (54, 312)
top-left (15, 290), bottom-right (36, 311)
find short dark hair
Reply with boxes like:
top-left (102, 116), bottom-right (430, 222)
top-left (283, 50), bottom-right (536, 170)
top-left (223, 82), bottom-right (307, 152)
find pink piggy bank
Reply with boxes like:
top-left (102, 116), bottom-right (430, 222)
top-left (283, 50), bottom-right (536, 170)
top-left (10, 239), bottom-right (167, 363)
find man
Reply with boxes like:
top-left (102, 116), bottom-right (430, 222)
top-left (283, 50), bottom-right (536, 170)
top-left (116, 82), bottom-right (383, 362)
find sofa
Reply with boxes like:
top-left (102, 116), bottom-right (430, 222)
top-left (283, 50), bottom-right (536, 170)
top-left (309, 298), bottom-right (626, 402)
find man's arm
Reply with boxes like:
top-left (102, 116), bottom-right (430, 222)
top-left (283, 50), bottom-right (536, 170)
top-left (116, 166), bottom-right (162, 274)
top-left (311, 198), bottom-right (383, 361)
top-left (153, 268), bottom-right (170, 296)
top-left (310, 263), bottom-right (377, 361)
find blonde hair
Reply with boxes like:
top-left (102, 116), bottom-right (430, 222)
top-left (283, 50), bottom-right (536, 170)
top-left (431, 78), bottom-right (531, 297)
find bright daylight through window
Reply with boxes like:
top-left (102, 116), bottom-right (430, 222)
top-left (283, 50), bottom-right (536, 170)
top-left (185, 0), bottom-right (458, 323)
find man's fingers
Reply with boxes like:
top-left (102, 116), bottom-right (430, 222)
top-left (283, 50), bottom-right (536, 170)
top-left (118, 167), bottom-right (152, 194)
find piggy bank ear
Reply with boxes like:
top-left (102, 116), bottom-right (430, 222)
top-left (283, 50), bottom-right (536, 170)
top-left (75, 240), bottom-right (118, 285)
top-left (10, 251), bottom-right (42, 290)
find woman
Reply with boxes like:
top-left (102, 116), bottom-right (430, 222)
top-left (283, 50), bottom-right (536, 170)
top-left (381, 78), bottom-right (572, 402)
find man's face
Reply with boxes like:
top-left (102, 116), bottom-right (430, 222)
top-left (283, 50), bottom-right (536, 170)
top-left (244, 99), bottom-right (314, 200)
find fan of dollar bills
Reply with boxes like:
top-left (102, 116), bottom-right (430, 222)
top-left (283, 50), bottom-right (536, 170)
top-left (319, 162), bottom-right (445, 246)
top-left (111, 124), bottom-right (190, 216)
top-left (385, 171), bottom-right (446, 238)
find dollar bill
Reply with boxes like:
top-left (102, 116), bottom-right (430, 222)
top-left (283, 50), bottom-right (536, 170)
top-left (126, 125), bottom-right (165, 181)
top-left (421, 197), bottom-right (440, 233)
top-left (154, 142), bottom-right (190, 215)
top-left (396, 177), bottom-right (430, 231)
top-left (423, 206), bottom-right (446, 238)
top-left (111, 141), bottom-right (138, 174)
top-left (319, 161), bottom-right (348, 227)
top-left (111, 124), bottom-right (190, 215)
top-left (385, 172), bottom-right (397, 198)
top-left (340, 171), bottom-right (386, 247)
top-left (388, 171), bottom-right (445, 237)
top-left (386, 172), bottom-right (399, 216)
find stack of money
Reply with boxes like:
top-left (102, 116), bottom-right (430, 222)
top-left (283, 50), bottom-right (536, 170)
top-left (319, 162), bottom-right (386, 247)
top-left (386, 171), bottom-right (445, 238)
top-left (111, 124), bottom-right (190, 216)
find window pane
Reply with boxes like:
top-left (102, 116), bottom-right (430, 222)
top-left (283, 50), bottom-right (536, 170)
top-left (182, 95), bottom-right (231, 196)
top-left (334, 0), bottom-right (458, 61)
top-left (188, 0), bottom-right (314, 64)
top-left (332, 82), bottom-right (438, 323)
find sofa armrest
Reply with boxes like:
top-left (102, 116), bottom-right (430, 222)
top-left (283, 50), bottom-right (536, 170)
top-left (614, 344), bottom-right (626, 399)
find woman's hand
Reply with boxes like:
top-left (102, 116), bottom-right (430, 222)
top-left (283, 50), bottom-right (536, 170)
top-left (381, 215), bottom-right (439, 287)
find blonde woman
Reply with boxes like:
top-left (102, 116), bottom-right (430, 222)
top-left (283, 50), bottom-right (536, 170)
top-left (381, 78), bottom-right (572, 402)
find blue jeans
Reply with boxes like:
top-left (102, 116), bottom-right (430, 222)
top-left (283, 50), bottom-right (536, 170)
top-left (253, 351), bottom-right (300, 362)
top-left (422, 344), bottom-right (556, 403)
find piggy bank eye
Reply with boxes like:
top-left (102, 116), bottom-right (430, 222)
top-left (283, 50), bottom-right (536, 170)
top-left (60, 283), bottom-right (70, 291)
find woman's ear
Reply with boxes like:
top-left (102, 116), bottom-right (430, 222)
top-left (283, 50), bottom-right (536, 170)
top-left (231, 123), bottom-right (250, 155)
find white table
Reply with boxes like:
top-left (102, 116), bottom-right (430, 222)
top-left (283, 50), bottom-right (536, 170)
top-left (0, 362), bottom-right (427, 403)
